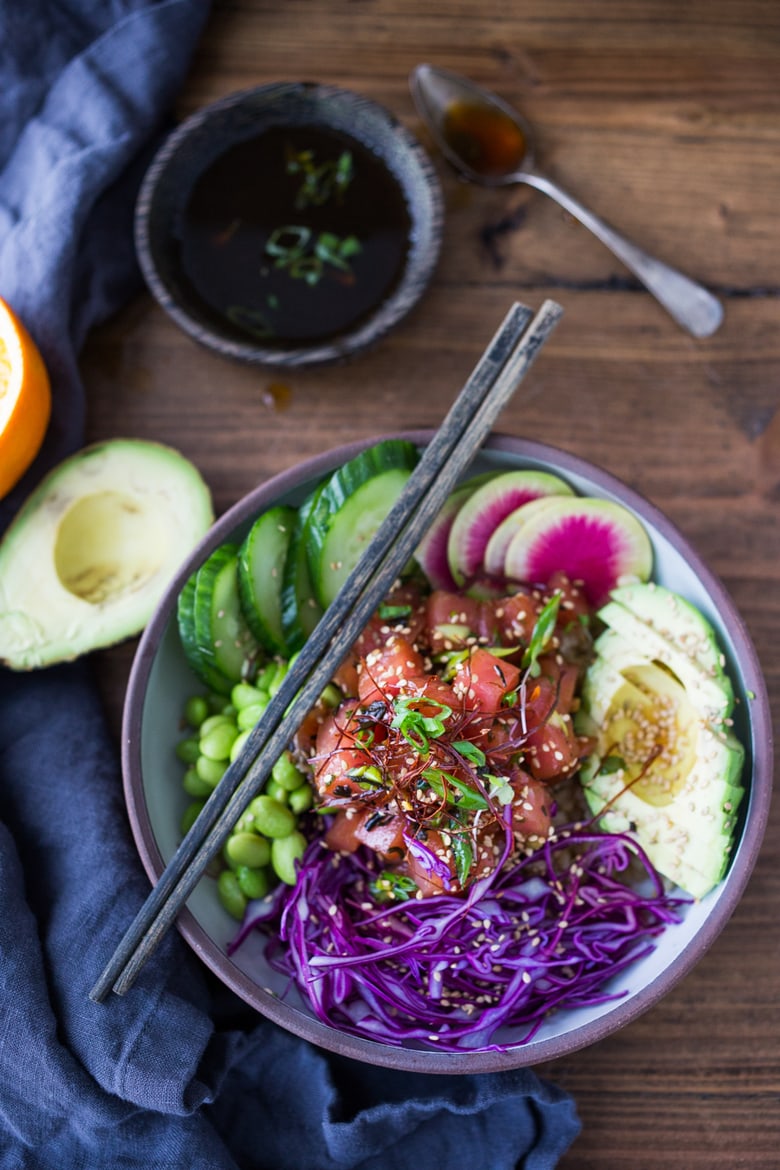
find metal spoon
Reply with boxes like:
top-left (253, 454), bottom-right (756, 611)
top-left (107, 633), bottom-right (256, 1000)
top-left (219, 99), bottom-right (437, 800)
top-left (410, 64), bottom-right (723, 338)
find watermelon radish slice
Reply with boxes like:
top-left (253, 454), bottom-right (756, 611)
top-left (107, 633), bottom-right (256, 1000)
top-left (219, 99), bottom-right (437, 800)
top-left (502, 496), bottom-right (653, 608)
top-left (485, 507), bottom-right (532, 577)
top-left (414, 473), bottom-right (494, 590)
top-left (442, 470), bottom-right (570, 585)
top-left (448, 470), bottom-right (574, 585)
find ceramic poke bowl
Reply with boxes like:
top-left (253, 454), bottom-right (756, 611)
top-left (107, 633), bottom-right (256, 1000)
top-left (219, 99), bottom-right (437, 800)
top-left (135, 83), bottom-right (443, 368)
top-left (122, 432), bottom-right (771, 1072)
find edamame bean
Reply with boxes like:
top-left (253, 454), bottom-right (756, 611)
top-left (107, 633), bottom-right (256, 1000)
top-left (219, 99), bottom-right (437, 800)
top-left (288, 783), bottom-right (314, 814)
top-left (200, 713), bottom-right (235, 738)
top-left (182, 766), bottom-right (213, 798)
top-left (266, 779), bottom-right (290, 805)
top-left (237, 702), bottom-right (267, 731)
top-left (175, 736), bottom-right (200, 764)
top-left (255, 661), bottom-right (280, 692)
top-left (247, 794), bottom-right (295, 838)
top-left (231, 682), bottom-right (264, 710)
top-left (200, 722), bottom-right (238, 761)
top-left (230, 728), bottom-right (251, 763)
top-left (217, 870), bottom-right (247, 920)
top-left (184, 695), bottom-right (210, 728)
top-left (271, 831), bottom-right (306, 885)
top-left (235, 865), bottom-right (270, 900)
top-left (271, 751), bottom-right (306, 791)
top-left (255, 659), bottom-right (288, 697)
top-left (224, 831), bottom-right (271, 870)
top-left (180, 800), bottom-right (204, 835)
top-left (196, 754), bottom-right (227, 786)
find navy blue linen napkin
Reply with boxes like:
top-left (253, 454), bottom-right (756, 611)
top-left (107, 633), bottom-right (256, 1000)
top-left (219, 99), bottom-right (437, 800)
top-left (0, 3), bottom-right (581, 1167)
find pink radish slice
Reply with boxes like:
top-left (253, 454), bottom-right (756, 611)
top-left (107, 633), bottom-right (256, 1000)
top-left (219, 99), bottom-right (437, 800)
top-left (448, 470), bottom-right (574, 585)
top-left (414, 474), bottom-right (494, 590)
top-left (502, 496), bottom-right (653, 608)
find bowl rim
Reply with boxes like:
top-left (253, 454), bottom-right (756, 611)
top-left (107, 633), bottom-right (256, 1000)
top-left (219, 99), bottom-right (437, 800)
top-left (122, 431), bottom-right (773, 1072)
top-left (134, 81), bottom-right (444, 369)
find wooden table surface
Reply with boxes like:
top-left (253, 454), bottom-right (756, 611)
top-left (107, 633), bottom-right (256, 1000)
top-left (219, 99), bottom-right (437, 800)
top-left (83, 2), bottom-right (780, 1166)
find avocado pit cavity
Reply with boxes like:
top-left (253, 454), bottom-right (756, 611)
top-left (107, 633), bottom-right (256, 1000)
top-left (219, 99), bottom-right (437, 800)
top-left (54, 490), bottom-right (167, 605)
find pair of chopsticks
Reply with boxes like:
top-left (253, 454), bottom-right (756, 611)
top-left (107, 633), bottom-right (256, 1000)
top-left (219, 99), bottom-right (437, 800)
top-left (90, 298), bottom-right (563, 1003)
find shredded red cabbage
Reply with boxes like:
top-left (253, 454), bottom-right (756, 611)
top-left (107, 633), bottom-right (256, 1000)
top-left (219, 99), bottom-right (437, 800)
top-left (229, 822), bottom-right (688, 1053)
top-left (401, 829), bottom-right (455, 889)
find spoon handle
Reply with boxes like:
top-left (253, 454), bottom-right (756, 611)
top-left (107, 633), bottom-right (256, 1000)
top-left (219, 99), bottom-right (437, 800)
top-left (515, 170), bottom-right (723, 338)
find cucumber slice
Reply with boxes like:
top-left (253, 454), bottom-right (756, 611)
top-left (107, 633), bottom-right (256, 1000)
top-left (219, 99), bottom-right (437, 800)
top-left (192, 544), bottom-right (261, 685)
top-left (177, 572), bottom-right (234, 694)
top-left (306, 439), bottom-right (419, 608)
top-left (238, 505), bottom-right (296, 655)
top-left (280, 486), bottom-right (326, 653)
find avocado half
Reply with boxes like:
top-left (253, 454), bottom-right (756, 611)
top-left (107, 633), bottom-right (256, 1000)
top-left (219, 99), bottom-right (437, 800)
top-left (0, 439), bottom-right (213, 669)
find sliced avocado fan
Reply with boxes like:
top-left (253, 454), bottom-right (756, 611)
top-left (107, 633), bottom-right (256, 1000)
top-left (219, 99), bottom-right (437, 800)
top-left (577, 582), bottom-right (745, 899)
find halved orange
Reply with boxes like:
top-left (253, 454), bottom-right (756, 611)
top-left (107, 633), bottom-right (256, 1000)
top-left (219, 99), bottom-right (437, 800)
top-left (0, 296), bottom-right (52, 500)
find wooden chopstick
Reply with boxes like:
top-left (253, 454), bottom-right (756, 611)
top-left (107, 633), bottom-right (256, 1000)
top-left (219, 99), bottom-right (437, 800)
top-left (90, 298), bottom-right (562, 1002)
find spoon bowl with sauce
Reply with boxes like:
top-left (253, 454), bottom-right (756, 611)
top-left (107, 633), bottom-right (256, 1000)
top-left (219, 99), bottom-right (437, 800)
top-left (410, 65), bottom-right (723, 338)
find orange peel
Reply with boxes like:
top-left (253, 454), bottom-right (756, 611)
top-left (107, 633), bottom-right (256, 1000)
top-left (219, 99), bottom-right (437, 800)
top-left (0, 297), bottom-right (52, 500)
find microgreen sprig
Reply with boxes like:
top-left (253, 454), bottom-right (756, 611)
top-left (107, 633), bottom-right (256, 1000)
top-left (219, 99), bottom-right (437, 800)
top-left (451, 740), bottom-right (486, 767)
top-left (451, 739), bottom-right (514, 806)
top-left (421, 767), bottom-right (489, 811)
top-left (522, 593), bottom-right (561, 676)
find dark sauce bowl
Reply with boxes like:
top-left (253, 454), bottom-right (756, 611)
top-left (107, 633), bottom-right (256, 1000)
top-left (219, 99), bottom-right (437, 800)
top-left (135, 82), bottom-right (444, 368)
